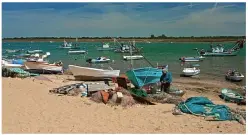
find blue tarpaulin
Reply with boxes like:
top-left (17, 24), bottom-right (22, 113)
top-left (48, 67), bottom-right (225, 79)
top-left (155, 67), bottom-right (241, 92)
top-left (178, 97), bottom-right (233, 121)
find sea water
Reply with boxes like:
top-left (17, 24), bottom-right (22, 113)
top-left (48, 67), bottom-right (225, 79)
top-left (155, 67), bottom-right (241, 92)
top-left (2, 41), bottom-right (246, 85)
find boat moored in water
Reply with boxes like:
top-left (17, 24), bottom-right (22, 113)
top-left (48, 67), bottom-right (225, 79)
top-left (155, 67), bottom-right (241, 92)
top-left (179, 56), bottom-right (205, 62)
top-left (86, 57), bottom-right (111, 63)
top-left (225, 69), bottom-right (244, 82)
top-left (123, 55), bottom-right (144, 60)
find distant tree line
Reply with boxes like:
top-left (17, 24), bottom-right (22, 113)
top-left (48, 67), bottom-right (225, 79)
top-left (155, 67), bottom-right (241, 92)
top-left (3, 35), bottom-right (246, 40)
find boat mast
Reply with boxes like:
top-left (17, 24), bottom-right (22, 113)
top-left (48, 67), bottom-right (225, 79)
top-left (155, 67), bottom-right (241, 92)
top-left (130, 40), bottom-right (133, 69)
top-left (130, 42), bottom-right (155, 68)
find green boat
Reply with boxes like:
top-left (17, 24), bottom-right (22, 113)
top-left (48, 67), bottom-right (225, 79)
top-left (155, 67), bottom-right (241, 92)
top-left (221, 88), bottom-right (244, 103)
top-left (197, 39), bottom-right (245, 56)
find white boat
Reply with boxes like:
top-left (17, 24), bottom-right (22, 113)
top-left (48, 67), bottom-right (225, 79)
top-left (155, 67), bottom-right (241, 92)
top-left (179, 56), bottom-right (205, 62)
top-left (26, 52), bottom-right (50, 62)
top-left (123, 55), bottom-right (144, 60)
top-left (2, 60), bottom-right (24, 68)
top-left (86, 57), bottom-right (111, 63)
top-left (68, 65), bottom-right (120, 81)
top-left (24, 61), bottom-right (63, 74)
top-left (97, 43), bottom-right (115, 51)
top-left (59, 39), bottom-right (72, 49)
top-left (68, 50), bottom-right (86, 54)
top-left (225, 70), bottom-right (244, 82)
top-left (27, 50), bottom-right (43, 54)
top-left (182, 67), bottom-right (200, 76)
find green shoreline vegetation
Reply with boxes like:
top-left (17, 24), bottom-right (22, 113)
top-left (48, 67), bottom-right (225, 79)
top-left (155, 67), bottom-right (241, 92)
top-left (2, 35), bottom-right (245, 43)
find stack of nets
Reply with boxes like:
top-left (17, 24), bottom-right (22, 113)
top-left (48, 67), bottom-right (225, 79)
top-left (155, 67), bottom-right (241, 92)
top-left (146, 92), bottom-right (184, 105)
top-left (90, 87), bottom-right (137, 107)
top-left (2, 67), bottom-right (39, 78)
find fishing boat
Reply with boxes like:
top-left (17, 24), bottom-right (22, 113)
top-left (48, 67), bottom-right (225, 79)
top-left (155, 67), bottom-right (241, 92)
top-left (86, 57), bottom-right (111, 63)
top-left (225, 69), bottom-right (244, 82)
top-left (182, 66), bottom-right (200, 76)
top-left (123, 55), bottom-right (144, 60)
top-left (59, 39), bottom-right (73, 49)
top-left (97, 42), bottom-right (115, 51)
top-left (179, 56), bottom-right (205, 62)
top-left (126, 67), bottom-right (162, 88)
top-left (68, 50), bottom-right (86, 54)
top-left (125, 40), bottom-right (162, 88)
top-left (221, 88), bottom-right (244, 103)
top-left (114, 39), bottom-right (141, 53)
top-left (24, 61), bottom-right (63, 74)
top-left (27, 50), bottom-right (43, 54)
top-left (5, 49), bottom-right (21, 53)
top-left (68, 65), bottom-right (120, 81)
top-left (197, 39), bottom-right (245, 56)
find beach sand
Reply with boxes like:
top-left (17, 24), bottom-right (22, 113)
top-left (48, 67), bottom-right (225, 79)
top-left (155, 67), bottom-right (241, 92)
top-left (2, 75), bottom-right (246, 133)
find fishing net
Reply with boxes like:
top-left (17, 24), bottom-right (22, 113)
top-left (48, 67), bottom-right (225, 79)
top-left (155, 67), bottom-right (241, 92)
top-left (147, 92), bottom-right (184, 105)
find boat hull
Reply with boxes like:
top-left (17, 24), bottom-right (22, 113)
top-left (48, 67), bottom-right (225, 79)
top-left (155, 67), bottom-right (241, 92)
top-left (123, 55), bottom-right (144, 60)
top-left (202, 51), bottom-right (239, 56)
top-left (221, 88), bottom-right (244, 103)
top-left (225, 75), bottom-right (244, 82)
top-left (68, 50), bottom-right (86, 54)
top-left (68, 65), bottom-right (120, 81)
top-left (182, 68), bottom-right (200, 76)
top-left (24, 61), bottom-right (63, 74)
top-left (126, 67), bottom-right (162, 88)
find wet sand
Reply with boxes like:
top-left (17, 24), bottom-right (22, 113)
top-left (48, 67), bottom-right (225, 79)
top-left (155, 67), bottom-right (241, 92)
top-left (2, 75), bottom-right (246, 133)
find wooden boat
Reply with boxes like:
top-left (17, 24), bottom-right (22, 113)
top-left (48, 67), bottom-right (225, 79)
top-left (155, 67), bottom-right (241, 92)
top-left (68, 65), bottom-right (120, 81)
top-left (27, 50), bottom-right (43, 54)
top-left (68, 50), bottom-right (86, 54)
top-left (197, 40), bottom-right (245, 56)
top-left (221, 88), bottom-right (244, 103)
top-left (126, 67), bottom-right (162, 88)
top-left (24, 61), bottom-right (63, 74)
top-left (225, 69), bottom-right (244, 82)
top-left (86, 57), bottom-right (111, 63)
top-left (182, 67), bottom-right (200, 76)
top-left (123, 55), bottom-right (144, 60)
top-left (179, 56), bottom-right (205, 62)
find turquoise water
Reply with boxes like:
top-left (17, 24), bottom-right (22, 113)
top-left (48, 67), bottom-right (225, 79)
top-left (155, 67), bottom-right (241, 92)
top-left (2, 41), bottom-right (246, 85)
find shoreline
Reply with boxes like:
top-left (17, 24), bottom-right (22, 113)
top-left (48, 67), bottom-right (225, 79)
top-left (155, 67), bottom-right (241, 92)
top-left (2, 74), bottom-right (246, 133)
top-left (2, 38), bottom-right (242, 43)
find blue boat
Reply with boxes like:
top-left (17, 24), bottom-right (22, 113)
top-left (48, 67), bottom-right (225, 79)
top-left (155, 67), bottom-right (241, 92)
top-left (126, 67), bottom-right (163, 88)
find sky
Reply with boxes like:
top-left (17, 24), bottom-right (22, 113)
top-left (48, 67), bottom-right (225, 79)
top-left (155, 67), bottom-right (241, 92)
top-left (2, 2), bottom-right (246, 38)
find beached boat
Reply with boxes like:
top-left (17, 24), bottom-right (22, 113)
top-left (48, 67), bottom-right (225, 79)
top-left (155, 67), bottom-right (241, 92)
top-left (179, 56), bottom-right (205, 62)
top-left (225, 69), bottom-right (244, 82)
top-left (27, 50), bottom-right (43, 54)
top-left (126, 67), bottom-right (162, 88)
top-left (123, 55), bottom-right (144, 60)
top-left (68, 65), bottom-right (120, 81)
top-left (68, 50), bottom-right (86, 54)
top-left (221, 88), bottom-right (244, 103)
top-left (24, 61), bottom-right (63, 74)
top-left (2, 59), bottom-right (24, 68)
top-left (182, 67), bottom-right (200, 76)
top-left (197, 40), bottom-right (245, 56)
top-left (86, 57), bottom-right (111, 63)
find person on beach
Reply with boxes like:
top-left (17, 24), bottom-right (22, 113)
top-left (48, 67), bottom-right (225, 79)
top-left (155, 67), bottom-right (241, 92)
top-left (160, 65), bottom-right (172, 93)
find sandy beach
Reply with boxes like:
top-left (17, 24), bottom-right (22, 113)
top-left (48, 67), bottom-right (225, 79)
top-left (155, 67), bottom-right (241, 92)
top-left (2, 75), bottom-right (246, 134)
